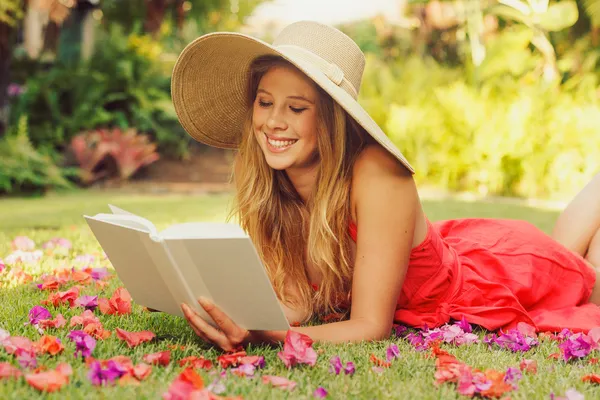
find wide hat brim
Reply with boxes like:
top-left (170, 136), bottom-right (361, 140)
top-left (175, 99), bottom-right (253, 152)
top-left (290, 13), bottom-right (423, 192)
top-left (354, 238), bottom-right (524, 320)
top-left (171, 32), bottom-right (414, 174)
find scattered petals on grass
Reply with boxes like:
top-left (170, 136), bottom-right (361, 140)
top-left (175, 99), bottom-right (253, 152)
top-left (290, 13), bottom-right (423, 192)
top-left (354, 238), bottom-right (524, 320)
top-left (75, 295), bottom-right (99, 311)
top-left (550, 388), bottom-right (585, 400)
top-left (98, 287), bottom-right (132, 315)
top-left (88, 360), bottom-right (128, 386)
top-left (494, 328), bottom-right (538, 352)
top-left (38, 314), bottom-right (66, 330)
top-left (35, 335), bottom-right (64, 355)
top-left (143, 350), bottom-right (171, 366)
top-left (277, 330), bottom-right (317, 368)
top-left (27, 306), bottom-right (52, 325)
top-left (262, 375), bottom-right (297, 390)
top-left (582, 373), bottom-right (600, 384)
top-left (163, 367), bottom-right (207, 400)
top-left (115, 328), bottom-right (155, 348)
top-left (67, 330), bottom-right (96, 358)
top-left (25, 363), bottom-right (72, 392)
top-left (179, 356), bottom-right (213, 370)
top-left (313, 386), bottom-right (328, 398)
top-left (519, 359), bottom-right (538, 374)
top-left (386, 344), bottom-right (400, 362)
top-left (42, 286), bottom-right (81, 308)
top-left (11, 236), bottom-right (35, 251)
top-left (504, 367), bottom-right (522, 389)
top-left (559, 332), bottom-right (593, 361)
top-left (369, 353), bottom-right (391, 368)
top-left (217, 350), bottom-right (246, 368)
top-left (0, 362), bottom-right (22, 380)
top-left (230, 363), bottom-right (256, 377)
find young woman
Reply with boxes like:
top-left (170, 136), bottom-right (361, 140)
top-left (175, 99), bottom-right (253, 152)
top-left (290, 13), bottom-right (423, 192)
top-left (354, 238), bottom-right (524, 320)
top-left (170, 21), bottom-right (600, 352)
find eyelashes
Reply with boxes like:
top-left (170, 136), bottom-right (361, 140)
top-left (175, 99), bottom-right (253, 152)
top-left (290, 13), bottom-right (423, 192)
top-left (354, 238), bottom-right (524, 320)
top-left (257, 100), bottom-right (306, 114)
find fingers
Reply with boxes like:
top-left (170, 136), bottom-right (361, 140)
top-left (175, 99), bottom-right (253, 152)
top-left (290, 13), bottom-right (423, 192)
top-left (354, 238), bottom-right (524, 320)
top-left (181, 303), bottom-right (234, 350)
top-left (197, 297), bottom-right (249, 344)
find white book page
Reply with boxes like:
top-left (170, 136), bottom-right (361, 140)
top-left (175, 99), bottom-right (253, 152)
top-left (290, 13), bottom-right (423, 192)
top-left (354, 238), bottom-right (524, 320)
top-left (159, 222), bottom-right (247, 239)
top-left (84, 216), bottom-right (205, 319)
top-left (165, 236), bottom-right (290, 331)
top-left (86, 213), bottom-right (158, 236)
top-left (108, 204), bottom-right (137, 216)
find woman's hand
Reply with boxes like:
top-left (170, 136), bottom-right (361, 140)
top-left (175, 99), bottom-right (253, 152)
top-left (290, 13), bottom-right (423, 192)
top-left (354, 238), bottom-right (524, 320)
top-left (181, 297), bottom-right (256, 352)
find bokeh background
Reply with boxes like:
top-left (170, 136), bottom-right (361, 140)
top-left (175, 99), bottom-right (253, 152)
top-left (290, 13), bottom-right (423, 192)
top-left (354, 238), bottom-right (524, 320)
top-left (1, 0), bottom-right (599, 202)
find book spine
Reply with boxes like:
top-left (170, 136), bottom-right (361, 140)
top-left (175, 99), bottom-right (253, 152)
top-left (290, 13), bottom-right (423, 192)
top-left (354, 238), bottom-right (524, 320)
top-left (150, 234), bottom-right (198, 307)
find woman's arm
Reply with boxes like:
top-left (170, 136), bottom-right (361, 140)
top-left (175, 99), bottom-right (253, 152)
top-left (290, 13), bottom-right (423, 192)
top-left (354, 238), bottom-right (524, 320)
top-left (182, 145), bottom-right (419, 348)
top-left (257, 145), bottom-right (419, 343)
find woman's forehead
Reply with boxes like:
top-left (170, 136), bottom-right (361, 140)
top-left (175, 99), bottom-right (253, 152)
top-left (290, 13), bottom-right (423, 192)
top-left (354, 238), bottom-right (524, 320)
top-left (258, 66), bottom-right (318, 100)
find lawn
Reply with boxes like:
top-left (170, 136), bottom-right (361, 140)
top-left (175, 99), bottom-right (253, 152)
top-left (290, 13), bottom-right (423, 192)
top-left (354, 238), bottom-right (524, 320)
top-left (0, 189), bottom-right (598, 399)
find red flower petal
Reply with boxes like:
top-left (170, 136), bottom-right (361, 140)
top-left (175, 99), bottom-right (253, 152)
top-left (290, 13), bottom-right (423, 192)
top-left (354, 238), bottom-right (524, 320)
top-left (369, 354), bottom-right (391, 368)
top-left (35, 335), bottom-right (64, 356)
top-left (178, 356), bottom-right (213, 370)
top-left (582, 374), bottom-right (600, 384)
top-left (115, 328), bottom-right (155, 348)
top-left (217, 351), bottom-right (246, 368)
top-left (39, 314), bottom-right (66, 329)
top-left (519, 359), bottom-right (538, 374)
top-left (143, 351), bottom-right (170, 366)
top-left (132, 363), bottom-right (152, 380)
top-left (25, 367), bottom-right (70, 393)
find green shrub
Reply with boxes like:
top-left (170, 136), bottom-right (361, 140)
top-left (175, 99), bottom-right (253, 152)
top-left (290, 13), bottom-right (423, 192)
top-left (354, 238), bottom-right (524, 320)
top-left (0, 116), bottom-right (77, 195)
top-left (360, 54), bottom-right (600, 200)
top-left (9, 25), bottom-right (191, 159)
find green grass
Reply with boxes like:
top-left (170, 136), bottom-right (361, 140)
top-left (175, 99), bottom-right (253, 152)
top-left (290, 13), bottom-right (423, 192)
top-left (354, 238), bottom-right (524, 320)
top-left (0, 189), bottom-right (598, 399)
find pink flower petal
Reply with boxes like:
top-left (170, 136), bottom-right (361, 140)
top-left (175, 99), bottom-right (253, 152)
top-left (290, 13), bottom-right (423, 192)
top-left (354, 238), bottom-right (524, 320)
top-left (262, 375), bottom-right (297, 390)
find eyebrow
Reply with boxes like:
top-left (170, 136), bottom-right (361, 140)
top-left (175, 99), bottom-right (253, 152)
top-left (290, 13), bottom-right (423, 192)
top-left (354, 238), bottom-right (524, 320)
top-left (256, 88), bottom-right (314, 104)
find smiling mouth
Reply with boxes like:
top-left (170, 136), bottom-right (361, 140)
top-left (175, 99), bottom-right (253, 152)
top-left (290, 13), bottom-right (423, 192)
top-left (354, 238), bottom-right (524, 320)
top-left (264, 133), bottom-right (298, 149)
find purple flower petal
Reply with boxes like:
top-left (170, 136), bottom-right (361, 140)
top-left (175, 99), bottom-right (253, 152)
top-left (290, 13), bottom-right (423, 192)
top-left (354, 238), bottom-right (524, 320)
top-left (386, 344), bottom-right (400, 362)
top-left (344, 361), bottom-right (355, 376)
top-left (90, 267), bottom-right (108, 281)
top-left (393, 325), bottom-right (408, 337)
top-left (494, 329), bottom-right (538, 352)
top-left (75, 295), bottom-right (99, 311)
top-left (68, 330), bottom-right (96, 358)
top-left (559, 333), bottom-right (593, 362)
top-left (313, 387), bottom-right (328, 398)
top-left (329, 356), bottom-right (342, 375)
top-left (0, 258), bottom-right (5, 273)
top-left (455, 316), bottom-right (472, 333)
top-left (28, 306), bottom-right (51, 325)
top-left (504, 367), bottom-right (522, 389)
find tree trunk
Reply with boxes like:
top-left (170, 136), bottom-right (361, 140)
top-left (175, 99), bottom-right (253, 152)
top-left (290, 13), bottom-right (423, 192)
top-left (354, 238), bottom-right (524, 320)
top-left (0, 21), bottom-right (16, 136)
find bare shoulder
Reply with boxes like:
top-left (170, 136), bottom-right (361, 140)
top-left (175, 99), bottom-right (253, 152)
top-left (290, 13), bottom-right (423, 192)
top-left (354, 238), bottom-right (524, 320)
top-left (350, 144), bottom-right (426, 246)
top-left (350, 144), bottom-right (417, 217)
top-left (352, 144), bottom-right (413, 181)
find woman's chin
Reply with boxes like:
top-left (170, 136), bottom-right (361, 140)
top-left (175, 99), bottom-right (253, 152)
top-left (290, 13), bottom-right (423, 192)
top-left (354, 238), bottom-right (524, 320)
top-left (264, 158), bottom-right (293, 171)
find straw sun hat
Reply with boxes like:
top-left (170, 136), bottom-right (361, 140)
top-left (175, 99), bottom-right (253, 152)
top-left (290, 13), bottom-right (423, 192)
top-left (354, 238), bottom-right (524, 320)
top-left (171, 20), bottom-right (414, 174)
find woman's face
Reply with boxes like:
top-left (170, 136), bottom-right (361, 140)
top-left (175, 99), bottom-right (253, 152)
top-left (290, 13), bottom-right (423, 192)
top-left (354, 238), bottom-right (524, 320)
top-left (252, 65), bottom-right (319, 171)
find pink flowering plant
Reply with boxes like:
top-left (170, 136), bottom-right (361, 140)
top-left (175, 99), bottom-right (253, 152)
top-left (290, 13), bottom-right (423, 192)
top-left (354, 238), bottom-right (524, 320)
top-left (2, 197), bottom-right (600, 398)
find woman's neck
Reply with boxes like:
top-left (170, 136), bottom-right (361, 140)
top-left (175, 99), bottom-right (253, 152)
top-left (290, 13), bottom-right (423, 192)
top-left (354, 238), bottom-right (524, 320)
top-left (285, 163), bottom-right (319, 203)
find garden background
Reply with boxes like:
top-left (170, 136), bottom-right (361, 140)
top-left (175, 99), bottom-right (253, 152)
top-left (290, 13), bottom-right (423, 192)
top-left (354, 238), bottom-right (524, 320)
top-left (1, 0), bottom-right (600, 200)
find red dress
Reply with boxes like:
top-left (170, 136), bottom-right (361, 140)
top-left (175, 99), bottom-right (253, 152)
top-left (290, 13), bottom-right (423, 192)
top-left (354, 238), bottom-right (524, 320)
top-left (348, 217), bottom-right (600, 333)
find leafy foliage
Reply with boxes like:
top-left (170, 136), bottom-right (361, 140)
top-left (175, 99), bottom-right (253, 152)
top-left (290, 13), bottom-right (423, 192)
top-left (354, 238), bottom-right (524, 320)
top-left (9, 25), bottom-right (191, 158)
top-left (360, 54), bottom-right (600, 200)
top-left (0, 116), bottom-right (76, 195)
top-left (0, 0), bottom-right (23, 26)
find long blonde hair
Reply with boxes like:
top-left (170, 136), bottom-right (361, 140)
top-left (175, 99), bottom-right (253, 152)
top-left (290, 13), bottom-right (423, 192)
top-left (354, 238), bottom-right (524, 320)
top-left (228, 55), bottom-right (372, 319)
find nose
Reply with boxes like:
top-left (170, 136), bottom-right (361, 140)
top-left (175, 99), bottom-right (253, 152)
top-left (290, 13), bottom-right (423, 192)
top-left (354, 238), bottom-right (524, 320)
top-left (265, 107), bottom-right (288, 131)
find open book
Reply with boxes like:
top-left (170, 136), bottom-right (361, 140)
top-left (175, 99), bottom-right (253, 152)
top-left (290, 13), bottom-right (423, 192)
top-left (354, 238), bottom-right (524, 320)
top-left (83, 205), bottom-right (290, 331)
